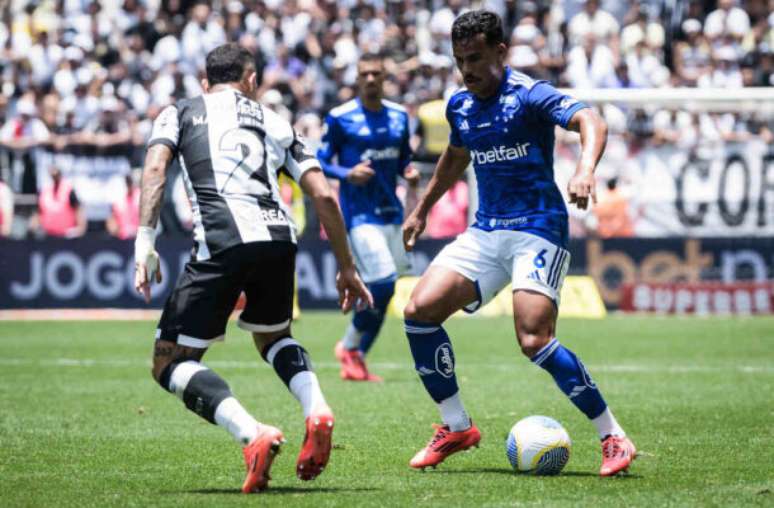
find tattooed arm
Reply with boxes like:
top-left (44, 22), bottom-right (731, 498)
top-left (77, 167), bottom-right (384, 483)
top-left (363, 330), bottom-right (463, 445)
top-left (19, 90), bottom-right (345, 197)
top-left (134, 144), bottom-right (174, 303)
top-left (139, 144), bottom-right (174, 228)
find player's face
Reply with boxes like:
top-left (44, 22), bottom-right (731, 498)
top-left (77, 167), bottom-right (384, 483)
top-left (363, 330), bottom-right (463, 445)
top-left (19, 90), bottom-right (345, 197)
top-left (356, 60), bottom-right (385, 100)
top-left (452, 34), bottom-right (507, 99)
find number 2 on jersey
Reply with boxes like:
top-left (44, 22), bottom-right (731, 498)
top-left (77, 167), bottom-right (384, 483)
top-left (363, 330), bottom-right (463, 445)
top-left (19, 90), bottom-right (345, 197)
top-left (218, 128), bottom-right (270, 196)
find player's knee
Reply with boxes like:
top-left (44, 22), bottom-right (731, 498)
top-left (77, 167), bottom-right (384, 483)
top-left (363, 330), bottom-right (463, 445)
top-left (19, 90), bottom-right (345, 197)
top-left (252, 329), bottom-right (290, 354)
top-left (404, 296), bottom-right (440, 323)
top-left (517, 333), bottom-right (552, 358)
top-left (515, 321), bottom-right (554, 358)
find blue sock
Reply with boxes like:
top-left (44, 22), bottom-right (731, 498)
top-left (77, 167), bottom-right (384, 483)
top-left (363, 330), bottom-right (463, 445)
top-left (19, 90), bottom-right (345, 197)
top-left (405, 320), bottom-right (459, 403)
top-left (532, 338), bottom-right (607, 419)
top-left (353, 278), bottom-right (395, 355)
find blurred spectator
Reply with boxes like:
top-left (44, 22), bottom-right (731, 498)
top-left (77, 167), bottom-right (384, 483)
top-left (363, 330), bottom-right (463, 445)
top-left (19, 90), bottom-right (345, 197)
top-left (625, 40), bottom-right (670, 88)
top-left (591, 178), bottom-right (634, 238)
top-left (698, 46), bottom-right (744, 88)
top-left (30, 166), bottom-right (86, 238)
top-left (426, 179), bottom-right (468, 239)
top-left (565, 35), bottom-right (618, 88)
top-left (673, 19), bottom-right (712, 86)
top-left (620, 5), bottom-right (664, 57)
top-left (0, 177), bottom-right (13, 237)
top-left (181, 2), bottom-right (226, 72)
top-left (106, 170), bottom-right (140, 240)
top-left (568, 0), bottom-right (620, 60)
top-left (704, 0), bottom-right (750, 44)
top-left (0, 97), bottom-right (49, 193)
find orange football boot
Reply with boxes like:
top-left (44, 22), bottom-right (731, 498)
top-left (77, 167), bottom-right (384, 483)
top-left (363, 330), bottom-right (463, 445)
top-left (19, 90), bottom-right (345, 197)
top-left (600, 435), bottom-right (637, 476)
top-left (409, 423), bottom-right (481, 470)
top-left (297, 409), bottom-right (335, 481)
top-left (241, 425), bottom-right (285, 493)
top-left (334, 341), bottom-right (382, 382)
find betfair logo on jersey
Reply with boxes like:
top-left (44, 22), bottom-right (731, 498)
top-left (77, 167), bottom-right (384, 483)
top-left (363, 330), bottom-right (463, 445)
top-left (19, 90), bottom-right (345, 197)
top-left (361, 147), bottom-right (400, 161)
top-left (470, 143), bottom-right (531, 165)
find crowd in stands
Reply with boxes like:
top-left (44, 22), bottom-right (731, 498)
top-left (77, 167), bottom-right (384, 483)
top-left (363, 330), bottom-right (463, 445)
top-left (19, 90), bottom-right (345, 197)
top-left (0, 0), bottom-right (772, 240)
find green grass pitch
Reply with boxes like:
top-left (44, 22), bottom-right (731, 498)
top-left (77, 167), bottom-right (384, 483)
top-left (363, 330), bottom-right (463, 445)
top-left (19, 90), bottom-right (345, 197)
top-left (1, 314), bottom-right (772, 507)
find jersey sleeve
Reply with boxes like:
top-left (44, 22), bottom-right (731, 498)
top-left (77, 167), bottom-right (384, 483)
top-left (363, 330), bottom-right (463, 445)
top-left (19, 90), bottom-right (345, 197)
top-left (525, 82), bottom-right (588, 128)
top-left (399, 113), bottom-right (413, 175)
top-left (445, 99), bottom-right (463, 148)
top-left (316, 114), bottom-right (350, 180)
top-left (147, 105), bottom-right (179, 152)
top-left (284, 130), bottom-right (321, 182)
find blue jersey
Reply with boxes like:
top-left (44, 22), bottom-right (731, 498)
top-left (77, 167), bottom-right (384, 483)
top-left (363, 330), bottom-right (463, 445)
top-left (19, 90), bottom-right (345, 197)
top-left (447, 67), bottom-right (587, 247)
top-left (317, 98), bottom-right (412, 230)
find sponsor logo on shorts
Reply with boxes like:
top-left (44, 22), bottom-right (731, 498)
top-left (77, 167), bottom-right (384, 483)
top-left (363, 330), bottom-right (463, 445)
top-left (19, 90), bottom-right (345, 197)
top-left (487, 216), bottom-right (528, 228)
top-left (361, 147), bottom-right (400, 161)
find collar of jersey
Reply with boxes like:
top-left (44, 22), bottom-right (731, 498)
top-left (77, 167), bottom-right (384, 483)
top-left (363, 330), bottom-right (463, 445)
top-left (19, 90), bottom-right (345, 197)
top-left (356, 96), bottom-right (385, 115)
top-left (474, 66), bottom-right (513, 106)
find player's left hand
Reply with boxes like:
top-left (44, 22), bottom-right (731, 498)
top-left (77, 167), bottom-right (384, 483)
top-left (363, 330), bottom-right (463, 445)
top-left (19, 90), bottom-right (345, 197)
top-left (404, 165), bottom-right (420, 188)
top-left (568, 170), bottom-right (597, 210)
top-left (336, 266), bottom-right (374, 313)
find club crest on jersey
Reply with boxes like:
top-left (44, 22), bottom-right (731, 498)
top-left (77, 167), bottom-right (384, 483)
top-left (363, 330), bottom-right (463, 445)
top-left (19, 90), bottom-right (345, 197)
top-left (435, 343), bottom-right (455, 378)
top-left (500, 95), bottom-right (517, 106)
top-left (357, 125), bottom-right (371, 136)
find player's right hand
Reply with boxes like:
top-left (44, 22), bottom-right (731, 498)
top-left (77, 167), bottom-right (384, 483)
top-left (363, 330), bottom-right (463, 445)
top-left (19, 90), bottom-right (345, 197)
top-left (402, 210), bottom-right (426, 252)
top-left (336, 266), bottom-right (373, 313)
top-left (134, 253), bottom-right (162, 304)
top-left (134, 226), bottom-right (162, 304)
top-left (347, 160), bottom-right (375, 185)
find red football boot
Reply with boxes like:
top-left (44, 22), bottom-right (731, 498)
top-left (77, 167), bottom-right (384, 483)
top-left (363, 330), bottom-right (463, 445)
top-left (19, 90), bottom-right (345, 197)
top-left (334, 341), bottom-right (381, 382)
top-left (241, 425), bottom-right (285, 493)
top-left (297, 409), bottom-right (335, 481)
top-left (409, 423), bottom-right (481, 470)
top-left (600, 435), bottom-right (637, 477)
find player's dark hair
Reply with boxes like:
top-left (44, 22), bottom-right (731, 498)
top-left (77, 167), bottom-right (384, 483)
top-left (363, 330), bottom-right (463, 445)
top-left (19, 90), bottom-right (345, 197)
top-left (359, 51), bottom-right (384, 64)
top-left (451, 10), bottom-right (504, 46)
top-left (205, 43), bottom-right (255, 86)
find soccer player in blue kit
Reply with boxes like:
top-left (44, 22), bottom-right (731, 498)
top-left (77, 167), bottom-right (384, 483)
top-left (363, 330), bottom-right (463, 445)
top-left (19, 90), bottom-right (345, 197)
top-left (318, 53), bottom-right (420, 381)
top-left (401, 11), bottom-right (636, 476)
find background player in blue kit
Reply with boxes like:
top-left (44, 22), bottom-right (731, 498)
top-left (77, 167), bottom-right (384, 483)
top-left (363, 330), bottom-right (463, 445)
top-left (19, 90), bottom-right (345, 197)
top-left (401, 11), bottom-right (636, 476)
top-left (318, 53), bottom-right (420, 382)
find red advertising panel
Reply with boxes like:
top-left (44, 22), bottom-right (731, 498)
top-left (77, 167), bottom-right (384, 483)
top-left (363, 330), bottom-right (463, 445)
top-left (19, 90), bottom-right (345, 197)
top-left (620, 281), bottom-right (774, 315)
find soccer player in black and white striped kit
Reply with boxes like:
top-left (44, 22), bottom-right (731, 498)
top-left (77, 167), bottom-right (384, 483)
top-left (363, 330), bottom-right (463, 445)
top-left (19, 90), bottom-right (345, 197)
top-left (133, 43), bottom-right (373, 493)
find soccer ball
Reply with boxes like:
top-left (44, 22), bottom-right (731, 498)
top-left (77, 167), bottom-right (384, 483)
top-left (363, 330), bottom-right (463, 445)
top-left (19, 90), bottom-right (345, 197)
top-left (505, 415), bottom-right (571, 475)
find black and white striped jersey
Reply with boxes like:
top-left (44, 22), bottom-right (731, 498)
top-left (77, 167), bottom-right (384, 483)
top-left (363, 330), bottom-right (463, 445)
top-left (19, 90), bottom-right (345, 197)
top-left (147, 89), bottom-right (319, 261)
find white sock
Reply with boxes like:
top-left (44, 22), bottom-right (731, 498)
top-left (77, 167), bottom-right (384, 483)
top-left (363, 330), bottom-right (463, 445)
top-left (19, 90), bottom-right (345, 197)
top-left (289, 371), bottom-right (328, 418)
top-left (214, 397), bottom-right (260, 446)
top-left (341, 323), bottom-right (363, 350)
top-left (439, 393), bottom-right (471, 432)
top-left (592, 407), bottom-right (625, 439)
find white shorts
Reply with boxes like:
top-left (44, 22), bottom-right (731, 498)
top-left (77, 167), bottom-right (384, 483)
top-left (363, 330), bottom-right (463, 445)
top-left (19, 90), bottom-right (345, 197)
top-left (431, 228), bottom-right (570, 312)
top-left (349, 223), bottom-right (411, 283)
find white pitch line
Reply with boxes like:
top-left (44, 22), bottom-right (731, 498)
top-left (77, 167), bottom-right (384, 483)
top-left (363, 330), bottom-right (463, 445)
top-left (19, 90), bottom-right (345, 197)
top-left (0, 357), bottom-right (771, 374)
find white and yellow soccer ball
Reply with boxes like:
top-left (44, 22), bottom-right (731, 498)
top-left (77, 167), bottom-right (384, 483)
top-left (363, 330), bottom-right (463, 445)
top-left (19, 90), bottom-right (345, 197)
top-left (505, 416), bottom-right (571, 475)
